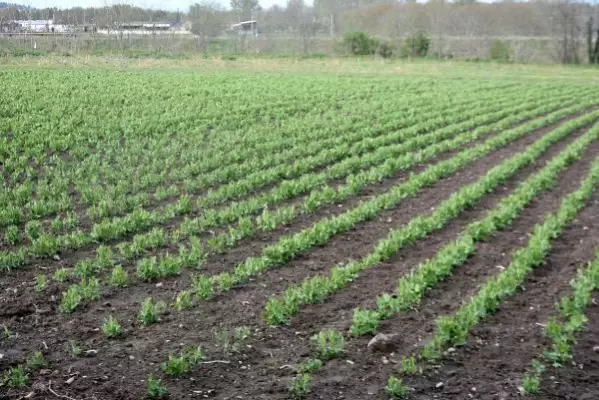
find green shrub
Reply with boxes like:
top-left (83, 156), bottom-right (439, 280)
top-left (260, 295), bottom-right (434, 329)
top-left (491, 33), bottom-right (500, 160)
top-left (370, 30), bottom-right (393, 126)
top-left (26, 351), bottom-right (46, 371)
top-left (490, 39), bottom-right (512, 62)
top-left (403, 31), bottom-right (431, 57)
top-left (376, 40), bottom-right (396, 59)
top-left (161, 354), bottom-right (190, 377)
top-left (5, 365), bottom-right (28, 387)
top-left (343, 31), bottom-right (376, 56)
top-left (102, 315), bottom-right (122, 338)
top-left (297, 359), bottom-right (323, 373)
top-left (341, 32), bottom-right (396, 58)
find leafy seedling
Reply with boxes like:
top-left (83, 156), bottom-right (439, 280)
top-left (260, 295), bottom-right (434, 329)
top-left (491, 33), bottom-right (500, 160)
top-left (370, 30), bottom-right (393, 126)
top-left (146, 374), bottom-right (168, 399)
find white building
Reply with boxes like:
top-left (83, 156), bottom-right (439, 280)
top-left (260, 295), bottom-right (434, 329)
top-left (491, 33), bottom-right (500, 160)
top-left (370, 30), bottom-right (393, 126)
top-left (16, 20), bottom-right (54, 33)
top-left (231, 20), bottom-right (258, 37)
top-left (3, 19), bottom-right (74, 33)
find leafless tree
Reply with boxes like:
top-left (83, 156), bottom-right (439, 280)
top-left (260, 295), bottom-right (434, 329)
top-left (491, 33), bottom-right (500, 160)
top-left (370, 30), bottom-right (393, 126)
top-left (285, 0), bottom-right (318, 54)
top-left (536, 0), bottom-right (584, 63)
top-left (585, 6), bottom-right (599, 63)
top-left (189, 1), bottom-right (227, 52)
top-left (231, 0), bottom-right (259, 22)
top-left (555, 0), bottom-right (582, 63)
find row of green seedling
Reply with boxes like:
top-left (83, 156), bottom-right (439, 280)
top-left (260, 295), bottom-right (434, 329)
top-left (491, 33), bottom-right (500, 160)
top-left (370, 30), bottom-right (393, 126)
top-left (176, 101), bottom-right (599, 307)
top-left (1, 90), bottom-right (565, 274)
top-left (419, 151), bottom-right (599, 361)
top-left (520, 246), bottom-right (599, 394)
top-left (267, 114), bottom-right (599, 327)
top-left (47, 95), bottom-right (582, 297)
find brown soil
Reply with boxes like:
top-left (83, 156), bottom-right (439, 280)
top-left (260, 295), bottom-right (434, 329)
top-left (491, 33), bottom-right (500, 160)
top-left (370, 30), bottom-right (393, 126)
top-left (1, 115), bottom-right (599, 400)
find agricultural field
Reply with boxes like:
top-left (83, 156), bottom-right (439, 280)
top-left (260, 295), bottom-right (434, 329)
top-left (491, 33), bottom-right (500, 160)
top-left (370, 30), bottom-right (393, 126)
top-left (1, 60), bottom-right (599, 400)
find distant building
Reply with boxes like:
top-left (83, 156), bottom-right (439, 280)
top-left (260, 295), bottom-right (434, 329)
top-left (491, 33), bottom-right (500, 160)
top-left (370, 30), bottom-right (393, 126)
top-left (231, 20), bottom-right (258, 37)
top-left (119, 22), bottom-right (172, 31)
top-left (1, 20), bottom-right (73, 33)
top-left (95, 21), bottom-right (190, 35)
top-left (17, 20), bottom-right (53, 32)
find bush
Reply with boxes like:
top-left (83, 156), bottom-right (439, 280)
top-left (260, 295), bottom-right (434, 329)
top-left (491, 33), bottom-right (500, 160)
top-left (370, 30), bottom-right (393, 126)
top-left (343, 31), bottom-right (376, 56)
top-left (375, 40), bottom-right (396, 59)
top-left (489, 39), bottom-right (512, 62)
top-left (342, 32), bottom-right (396, 58)
top-left (403, 31), bottom-right (431, 57)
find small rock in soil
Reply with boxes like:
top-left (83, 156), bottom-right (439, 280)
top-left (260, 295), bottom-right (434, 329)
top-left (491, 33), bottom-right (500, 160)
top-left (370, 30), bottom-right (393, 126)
top-left (435, 382), bottom-right (444, 389)
top-left (593, 345), bottom-right (599, 353)
top-left (367, 333), bottom-right (402, 353)
top-left (32, 382), bottom-right (47, 393)
top-left (497, 391), bottom-right (509, 400)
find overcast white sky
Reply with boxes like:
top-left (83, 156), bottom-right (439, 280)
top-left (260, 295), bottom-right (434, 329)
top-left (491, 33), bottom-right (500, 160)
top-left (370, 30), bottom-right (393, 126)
top-left (22, 0), bottom-right (297, 11)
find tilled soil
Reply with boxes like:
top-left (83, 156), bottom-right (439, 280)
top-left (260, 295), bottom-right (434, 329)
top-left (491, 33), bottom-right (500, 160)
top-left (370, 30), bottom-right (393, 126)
top-left (1, 115), bottom-right (599, 400)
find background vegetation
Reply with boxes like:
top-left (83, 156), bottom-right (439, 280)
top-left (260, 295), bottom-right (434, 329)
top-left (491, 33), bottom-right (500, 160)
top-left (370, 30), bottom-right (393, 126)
top-left (1, 0), bottom-right (599, 64)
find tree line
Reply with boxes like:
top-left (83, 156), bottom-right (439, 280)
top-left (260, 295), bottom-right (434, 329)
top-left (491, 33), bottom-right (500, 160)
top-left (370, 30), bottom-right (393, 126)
top-left (0, 0), bottom-right (598, 64)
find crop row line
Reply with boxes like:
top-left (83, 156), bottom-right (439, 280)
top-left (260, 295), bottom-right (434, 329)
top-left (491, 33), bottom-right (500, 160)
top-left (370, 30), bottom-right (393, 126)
top-left (266, 115), bottom-right (599, 327)
top-left (54, 102), bottom-right (583, 312)
top-left (165, 103), bottom-right (599, 312)
top-left (51, 101), bottom-right (599, 309)
top-left (45, 96), bottom-right (584, 285)
top-left (46, 101), bottom-right (590, 312)
top-left (418, 151), bottom-right (599, 362)
top-left (2, 93), bottom-right (575, 271)
top-left (520, 247), bottom-right (599, 394)
top-left (81, 85), bottom-right (539, 220)
top-left (1, 80), bottom-right (514, 206)
top-left (76, 87), bottom-right (533, 222)
top-left (0, 84), bottom-right (552, 228)
top-left (346, 118), bottom-right (599, 335)
top-left (108, 98), bottom-right (594, 256)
